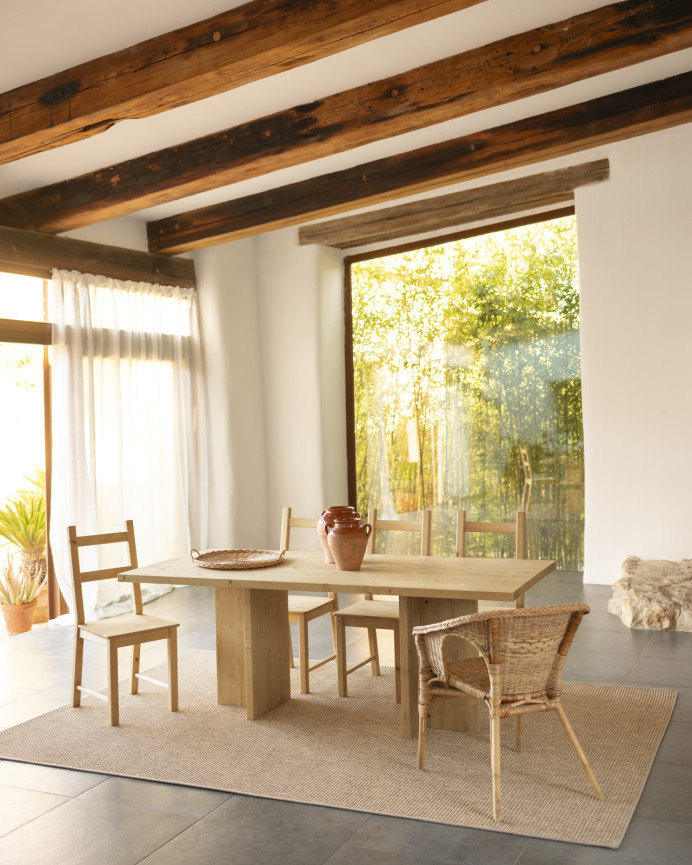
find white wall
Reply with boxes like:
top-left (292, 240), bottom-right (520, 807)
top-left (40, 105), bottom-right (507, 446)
top-left (255, 229), bottom-right (347, 548)
top-left (577, 124), bottom-right (692, 583)
top-left (64, 216), bottom-right (150, 252)
top-left (194, 228), bottom-right (346, 551)
top-left (193, 237), bottom-right (269, 548)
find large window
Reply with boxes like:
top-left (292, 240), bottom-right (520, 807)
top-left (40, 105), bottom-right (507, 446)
top-left (349, 216), bottom-right (584, 570)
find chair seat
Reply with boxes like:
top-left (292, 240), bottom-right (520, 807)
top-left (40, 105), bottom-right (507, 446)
top-left (288, 594), bottom-right (336, 616)
top-left (337, 599), bottom-right (398, 621)
top-left (446, 657), bottom-right (555, 705)
top-left (79, 613), bottom-right (177, 641)
top-left (445, 656), bottom-right (491, 698)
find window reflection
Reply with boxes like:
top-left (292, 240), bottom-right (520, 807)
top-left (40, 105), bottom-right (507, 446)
top-left (351, 216), bottom-right (584, 569)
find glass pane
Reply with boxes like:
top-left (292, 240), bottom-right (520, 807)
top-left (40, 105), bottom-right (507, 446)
top-left (0, 271), bottom-right (46, 322)
top-left (0, 343), bottom-right (46, 560)
top-left (351, 216), bottom-right (584, 569)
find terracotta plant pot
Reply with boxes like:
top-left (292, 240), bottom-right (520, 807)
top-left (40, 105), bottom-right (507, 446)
top-left (317, 505), bottom-right (359, 563)
top-left (33, 584), bottom-right (50, 624)
top-left (1, 600), bottom-right (36, 636)
top-left (327, 518), bottom-right (372, 571)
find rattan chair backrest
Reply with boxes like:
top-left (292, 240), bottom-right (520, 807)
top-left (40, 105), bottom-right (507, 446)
top-left (414, 603), bottom-right (588, 698)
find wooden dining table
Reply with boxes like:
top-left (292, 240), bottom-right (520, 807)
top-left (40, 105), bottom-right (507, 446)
top-left (118, 550), bottom-right (555, 737)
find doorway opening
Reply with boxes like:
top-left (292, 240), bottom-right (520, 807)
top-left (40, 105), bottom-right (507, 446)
top-left (0, 271), bottom-right (58, 623)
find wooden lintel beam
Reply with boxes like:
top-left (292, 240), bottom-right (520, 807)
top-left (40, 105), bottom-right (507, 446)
top-left (147, 71), bottom-right (692, 254)
top-left (344, 207), bottom-right (577, 264)
top-left (0, 0), bottom-right (483, 165)
top-left (298, 160), bottom-right (610, 248)
top-left (0, 225), bottom-right (195, 288)
top-left (2, 0), bottom-right (690, 233)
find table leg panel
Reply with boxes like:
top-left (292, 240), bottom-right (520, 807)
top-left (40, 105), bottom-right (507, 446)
top-left (399, 596), bottom-right (479, 738)
top-left (244, 588), bottom-right (291, 720)
top-left (214, 587), bottom-right (246, 707)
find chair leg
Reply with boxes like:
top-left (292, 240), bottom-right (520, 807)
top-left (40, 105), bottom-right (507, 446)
top-left (330, 607), bottom-right (338, 656)
top-left (298, 614), bottom-right (309, 694)
top-left (336, 616), bottom-right (348, 697)
top-left (72, 634), bottom-right (84, 708)
top-left (393, 622), bottom-right (401, 705)
top-left (554, 703), bottom-right (604, 799)
top-left (288, 624), bottom-right (296, 668)
top-left (367, 628), bottom-right (380, 676)
top-left (131, 643), bottom-right (141, 694)
top-left (490, 712), bottom-right (502, 820)
top-left (514, 715), bottom-right (522, 751)
top-left (168, 628), bottom-right (179, 712)
top-left (107, 642), bottom-right (120, 727)
top-left (417, 715), bottom-right (427, 769)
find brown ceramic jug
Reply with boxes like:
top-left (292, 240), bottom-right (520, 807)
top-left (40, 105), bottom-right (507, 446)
top-left (327, 517), bottom-right (372, 571)
top-left (317, 505), bottom-right (359, 563)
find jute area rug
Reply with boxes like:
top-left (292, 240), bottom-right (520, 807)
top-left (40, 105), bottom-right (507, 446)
top-left (0, 651), bottom-right (676, 849)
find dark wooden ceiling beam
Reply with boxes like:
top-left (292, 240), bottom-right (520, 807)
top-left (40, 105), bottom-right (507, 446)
top-left (0, 224), bottom-right (195, 288)
top-left (0, 0), bottom-right (482, 165)
top-left (298, 160), bottom-right (610, 249)
top-left (2, 0), bottom-right (689, 233)
top-left (147, 71), bottom-right (692, 254)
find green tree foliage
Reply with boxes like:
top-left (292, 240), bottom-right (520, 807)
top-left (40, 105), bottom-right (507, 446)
top-left (352, 217), bottom-right (584, 566)
top-left (0, 470), bottom-right (47, 584)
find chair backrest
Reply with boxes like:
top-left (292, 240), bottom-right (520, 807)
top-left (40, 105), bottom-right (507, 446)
top-left (519, 445), bottom-right (533, 511)
top-left (280, 506), bottom-right (321, 551)
top-left (366, 508), bottom-right (432, 556)
top-left (68, 520), bottom-right (139, 626)
top-left (414, 603), bottom-right (588, 699)
top-left (455, 510), bottom-right (526, 559)
top-left (280, 507), bottom-right (337, 601)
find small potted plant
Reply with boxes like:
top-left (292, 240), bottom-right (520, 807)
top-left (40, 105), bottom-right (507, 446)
top-left (0, 555), bottom-right (43, 635)
top-left (0, 471), bottom-right (48, 622)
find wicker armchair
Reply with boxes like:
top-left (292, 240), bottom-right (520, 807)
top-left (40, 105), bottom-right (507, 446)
top-left (414, 604), bottom-right (603, 821)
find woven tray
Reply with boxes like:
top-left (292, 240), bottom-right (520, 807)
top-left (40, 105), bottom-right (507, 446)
top-left (190, 548), bottom-right (286, 570)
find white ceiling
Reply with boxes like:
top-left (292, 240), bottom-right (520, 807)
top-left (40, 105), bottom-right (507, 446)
top-left (1, 0), bottom-right (690, 235)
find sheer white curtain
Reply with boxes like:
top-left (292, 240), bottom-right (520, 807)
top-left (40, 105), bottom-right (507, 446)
top-left (49, 269), bottom-right (208, 619)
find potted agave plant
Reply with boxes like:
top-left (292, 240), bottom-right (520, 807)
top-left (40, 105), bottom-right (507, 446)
top-left (0, 555), bottom-right (43, 635)
top-left (0, 470), bottom-right (48, 623)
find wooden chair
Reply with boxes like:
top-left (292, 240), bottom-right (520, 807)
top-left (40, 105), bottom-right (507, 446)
top-left (519, 445), bottom-right (533, 511)
top-left (520, 445), bottom-right (557, 511)
top-left (281, 506), bottom-right (338, 694)
top-left (68, 521), bottom-right (179, 726)
top-left (334, 508), bottom-right (432, 702)
top-left (414, 604), bottom-right (603, 821)
top-left (456, 509), bottom-right (527, 606)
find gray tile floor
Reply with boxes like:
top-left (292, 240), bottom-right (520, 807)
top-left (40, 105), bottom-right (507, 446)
top-left (0, 574), bottom-right (691, 864)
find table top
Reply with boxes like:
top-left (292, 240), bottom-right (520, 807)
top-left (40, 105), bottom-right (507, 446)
top-left (119, 549), bottom-right (556, 602)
